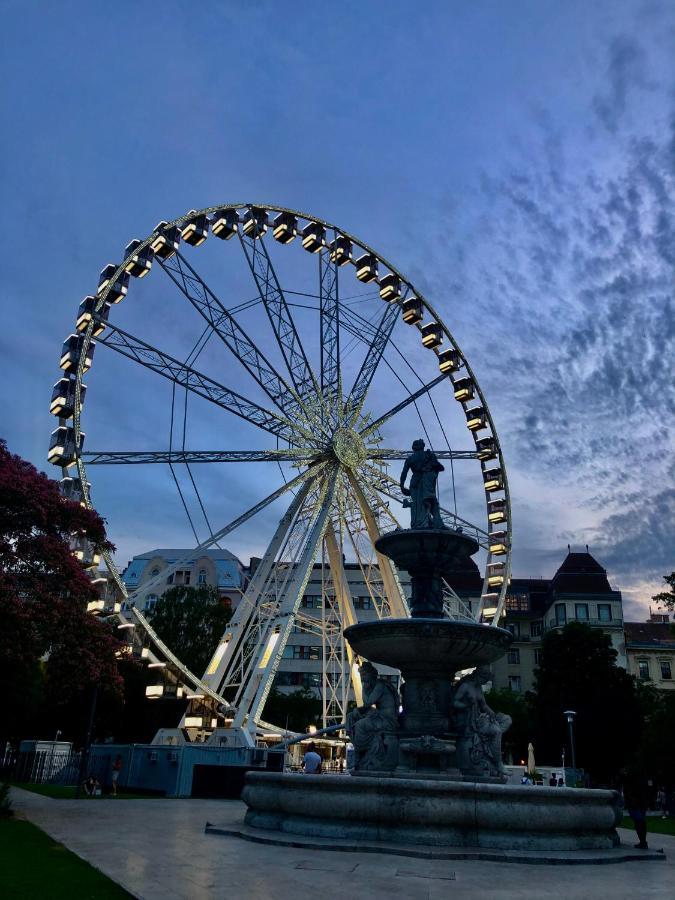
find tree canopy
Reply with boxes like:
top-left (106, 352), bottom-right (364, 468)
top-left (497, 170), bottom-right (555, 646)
top-left (530, 622), bottom-right (643, 783)
top-left (147, 584), bottom-right (232, 676)
top-left (262, 687), bottom-right (322, 734)
top-left (484, 687), bottom-right (531, 764)
top-left (651, 572), bottom-right (675, 612)
top-left (0, 440), bottom-right (122, 744)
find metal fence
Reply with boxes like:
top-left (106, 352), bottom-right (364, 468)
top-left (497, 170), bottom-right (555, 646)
top-left (3, 749), bottom-right (83, 785)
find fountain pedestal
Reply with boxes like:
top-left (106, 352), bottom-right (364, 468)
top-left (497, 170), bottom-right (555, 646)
top-left (344, 615), bottom-right (512, 779)
top-left (343, 527), bottom-right (512, 780)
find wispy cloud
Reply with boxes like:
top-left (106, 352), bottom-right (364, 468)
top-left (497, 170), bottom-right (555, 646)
top-left (413, 30), bottom-right (675, 613)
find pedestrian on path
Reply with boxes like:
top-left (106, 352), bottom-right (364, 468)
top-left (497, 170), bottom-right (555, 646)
top-left (656, 786), bottom-right (667, 818)
top-left (111, 754), bottom-right (123, 796)
top-left (623, 768), bottom-right (650, 850)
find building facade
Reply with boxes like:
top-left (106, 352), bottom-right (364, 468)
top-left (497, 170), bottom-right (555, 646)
top-left (624, 618), bottom-right (675, 692)
top-left (119, 545), bottom-right (630, 700)
top-left (121, 548), bottom-right (246, 613)
top-left (489, 551), bottom-right (626, 693)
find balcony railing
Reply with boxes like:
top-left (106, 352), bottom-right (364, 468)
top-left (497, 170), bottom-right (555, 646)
top-left (546, 616), bottom-right (623, 630)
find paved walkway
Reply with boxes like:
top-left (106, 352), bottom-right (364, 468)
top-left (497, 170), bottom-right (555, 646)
top-left (11, 788), bottom-right (675, 899)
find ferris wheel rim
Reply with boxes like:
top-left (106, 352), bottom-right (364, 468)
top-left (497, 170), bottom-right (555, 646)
top-left (57, 201), bottom-right (512, 715)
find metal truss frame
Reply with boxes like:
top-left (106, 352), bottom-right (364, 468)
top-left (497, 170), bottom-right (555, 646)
top-left (239, 231), bottom-right (323, 408)
top-left (319, 242), bottom-right (341, 425)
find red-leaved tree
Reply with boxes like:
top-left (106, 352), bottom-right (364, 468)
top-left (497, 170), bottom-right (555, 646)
top-left (0, 440), bottom-right (122, 740)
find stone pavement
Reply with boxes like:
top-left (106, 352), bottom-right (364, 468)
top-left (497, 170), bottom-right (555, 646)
top-left (10, 787), bottom-right (675, 899)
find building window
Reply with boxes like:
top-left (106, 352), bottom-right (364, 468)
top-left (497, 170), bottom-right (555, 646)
top-left (198, 569), bottom-right (207, 585)
top-left (637, 659), bottom-right (650, 681)
top-left (660, 661), bottom-right (672, 680)
top-left (184, 571), bottom-right (191, 585)
top-left (597, 604), bottom-right (612, 622)
top-left (145, 594), bottom-right (158, 611)
top-left (555, 604), bottom-right (567, 626)
top-left (508, 675), bottom-right (521, 692)
top-left (534, 649), bottom-right (542, 665)
top-left (151, 568), bottom-right (160, 577)
top-left (354, 596), bottom-right (372, 610)
top-left (301, 595), bottom-right (322, 609)
top-left (575, 603), bottom-right (589, 621)
top-left (167, 573), bottom-right (174, 584)
top-left (283, 645), bottom-right (322, 661)
top-left (507, 648), bottom-right (520, 664)
top-left (530, 621), bottom-right (542, 638)
top-left (506, 622), bottom-right (520, 639)
top-left (505, 592), bottom-right (529, 612)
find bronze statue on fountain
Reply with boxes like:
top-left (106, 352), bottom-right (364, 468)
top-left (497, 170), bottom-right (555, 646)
top-left (399, 438), bottom-right (446, 530)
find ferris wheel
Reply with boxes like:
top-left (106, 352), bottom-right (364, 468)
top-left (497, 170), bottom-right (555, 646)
top-left (49, 204), bottom-right (512, 742)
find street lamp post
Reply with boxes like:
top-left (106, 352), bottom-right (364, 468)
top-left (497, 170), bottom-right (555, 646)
top-left (563, 710), bottom-right (577, 782)
top-left (47, 730), bottom-right (62, 783)
top-left (75, 683), bottom-right (99, 798)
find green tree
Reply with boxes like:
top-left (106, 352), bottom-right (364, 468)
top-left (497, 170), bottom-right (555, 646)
top-left (262, 687), bottom-right (322, 733)
top-left (147, 584), bottom-right (232, 676)
top-left (651, 573), bottom-right (675, 612)
top-left (636, 689), bottom-right (675, 790)
top-left (531, 622), bottom-right (643, 784)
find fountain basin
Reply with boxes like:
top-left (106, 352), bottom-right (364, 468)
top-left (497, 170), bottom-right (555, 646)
top-left (375, 528), bottom-right (479, 578)
top-left (242, 772), bottom-right (622, 851)
top-left (344, 618), bottom-right (512, 675)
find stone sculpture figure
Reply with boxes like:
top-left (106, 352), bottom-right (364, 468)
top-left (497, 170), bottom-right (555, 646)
top-left (346, 661), bottom-right (399, 771)
top-left (452, 666), bottom-right (511, 778)
top-left (400, 439), bottom-right (445, 529)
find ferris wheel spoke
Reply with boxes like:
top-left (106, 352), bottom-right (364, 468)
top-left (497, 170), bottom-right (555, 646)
top-left (359, 374), bottom-right (449, 437)
top-left (127, 462), bottom-right (325, 603)
top-left (367, 449), bottom-right (479, 461)
top-left (239, 233), bottom-right (324, 414)
top-left (342, 301), bottom-right (400, 426)
top-left (97, 320), bottom-right (316, 446)
top-left (319, 244), bottom-right (341, 424)
top-left (159, 250), bottom-right (316, 426)
top-left (82, 449), bottom-right (319, 465)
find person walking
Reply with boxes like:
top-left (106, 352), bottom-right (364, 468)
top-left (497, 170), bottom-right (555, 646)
top-left (656, 786), bottom-right (667, 819)
top-left (111, 754), bottom-right (123, 796)
top-left (623, 768), bottom-right (650, 849)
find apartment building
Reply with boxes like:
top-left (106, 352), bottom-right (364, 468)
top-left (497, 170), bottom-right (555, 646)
top-left (121, 548), bottom-right (246, 612)
top-left (624, 615), bottom-right (675, 692)
top-left (489, 551), bottom-right (626, 693)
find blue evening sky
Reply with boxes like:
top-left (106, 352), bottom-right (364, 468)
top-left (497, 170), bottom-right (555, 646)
top-left (1, 1), bottom-right (673, 618)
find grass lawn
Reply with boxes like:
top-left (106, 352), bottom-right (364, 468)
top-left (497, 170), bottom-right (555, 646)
top-left (0, 819), bottom-right (131, 899)
top-left (620, 816), bottom-right (675, 836)
top-left (11, 782), bottom-right (161, 800)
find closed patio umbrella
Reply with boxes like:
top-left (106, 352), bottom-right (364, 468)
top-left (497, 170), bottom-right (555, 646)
top-left (527, 742), bottom-right (536, 777)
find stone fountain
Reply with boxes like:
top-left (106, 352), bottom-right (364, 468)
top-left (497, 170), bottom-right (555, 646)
top-left (241, 440), bottom-right (623, 852)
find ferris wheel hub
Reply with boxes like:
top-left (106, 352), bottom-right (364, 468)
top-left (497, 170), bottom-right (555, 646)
top-left (330, 427), bottom-right (367, 469)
